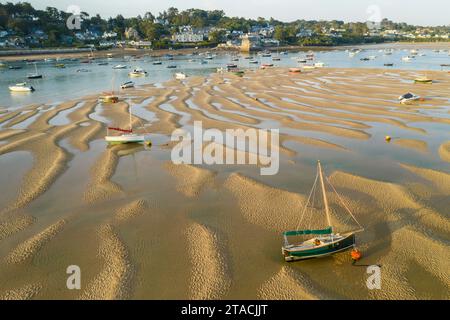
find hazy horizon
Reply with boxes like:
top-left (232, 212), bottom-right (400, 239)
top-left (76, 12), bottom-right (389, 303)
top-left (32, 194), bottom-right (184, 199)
top-left (7, 0), bottom-right (450, 27)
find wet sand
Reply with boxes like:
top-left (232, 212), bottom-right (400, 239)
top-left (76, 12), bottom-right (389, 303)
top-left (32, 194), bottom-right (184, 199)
top-left (0, 66), bottom-right (449, 300)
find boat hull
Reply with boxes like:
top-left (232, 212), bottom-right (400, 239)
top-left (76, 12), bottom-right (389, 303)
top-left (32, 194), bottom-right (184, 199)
top-left (282, 233), bottom-right (355, 262)
top-left (105, 135), bottom-right (145, 144)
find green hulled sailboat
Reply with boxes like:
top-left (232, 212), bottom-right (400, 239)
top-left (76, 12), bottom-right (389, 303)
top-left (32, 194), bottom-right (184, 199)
top-left (282, 161), bottom-right (363, 262)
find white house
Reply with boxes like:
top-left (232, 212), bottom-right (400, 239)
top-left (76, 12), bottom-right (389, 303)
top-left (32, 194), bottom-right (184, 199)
top-left (172, 26), bottom-right (208, 43)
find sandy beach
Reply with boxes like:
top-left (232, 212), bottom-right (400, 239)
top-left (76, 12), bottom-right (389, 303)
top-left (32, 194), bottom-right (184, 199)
top-left (0, 65), bottom-right (449, 299)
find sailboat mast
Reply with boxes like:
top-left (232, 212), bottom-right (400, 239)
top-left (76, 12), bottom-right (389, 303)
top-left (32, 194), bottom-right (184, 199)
top-left (318, 161), bottom-right (332, 228)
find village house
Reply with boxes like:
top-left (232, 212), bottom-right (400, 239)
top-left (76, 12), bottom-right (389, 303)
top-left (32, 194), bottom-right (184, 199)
top-left (125, 27), bottom-right (140, 40)
top-left (172, 26), bottom-right (208, 43)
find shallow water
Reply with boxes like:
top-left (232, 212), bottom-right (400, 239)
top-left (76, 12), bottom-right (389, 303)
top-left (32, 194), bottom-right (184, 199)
top-left (2, 47), bottom-right (449, 109)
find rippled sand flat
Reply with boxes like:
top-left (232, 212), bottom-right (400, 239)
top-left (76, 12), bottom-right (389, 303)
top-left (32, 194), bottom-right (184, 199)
top-left (0, 67), bottom-right (449, 299)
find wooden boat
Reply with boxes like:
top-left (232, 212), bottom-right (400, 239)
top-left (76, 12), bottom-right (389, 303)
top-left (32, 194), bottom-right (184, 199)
top-left (414, 77), bottom-right (432, 84)
top-left (0, 62), bottom-right (7, 68)
top-left (9, 83), bottom-right (35, 92)
top-left (100, 94), bottom-right (119, 103)
top-left (289, 68), bottom-right (302, 74)
top-left (282, 161), bottom-right (363, 262)
top-left (105, 106), bottom-right (145, 144)
top-left (55, 63), bottom-right (66, 68)
top-left (120, 81), bottom-right (134, 89)
top-left (175, 72), bottom-right (187, 80)
top-left (129, 68), bottom-right (148, 77)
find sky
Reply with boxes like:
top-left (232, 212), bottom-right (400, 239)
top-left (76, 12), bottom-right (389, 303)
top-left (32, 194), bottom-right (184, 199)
top-left (9, 0), bottom-right (450, 26)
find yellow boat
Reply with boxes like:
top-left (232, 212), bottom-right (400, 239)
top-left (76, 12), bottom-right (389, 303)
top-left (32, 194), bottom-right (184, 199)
top-left (99, 92), bottom-right (119, 103)
top-left (414, 77), bottom-right (432, 84)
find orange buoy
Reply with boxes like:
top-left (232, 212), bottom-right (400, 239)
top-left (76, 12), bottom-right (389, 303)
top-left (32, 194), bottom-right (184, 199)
top-left (351, 249), bottom-right (362, 262)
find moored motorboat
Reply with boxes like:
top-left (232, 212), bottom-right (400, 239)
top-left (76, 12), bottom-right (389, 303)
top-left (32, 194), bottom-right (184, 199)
top-left (129, 67), bottom-right (148, 77)
top-left (113, 64), bottom-right (127, 69)
top-left (120, 81), bottom-right (135, 89)
top-left (399, 92), bottom-right (421, 104)
top-left (175, 72), bottom-right (187, 80)
top-left (9, 83), bottom-right (35, 92)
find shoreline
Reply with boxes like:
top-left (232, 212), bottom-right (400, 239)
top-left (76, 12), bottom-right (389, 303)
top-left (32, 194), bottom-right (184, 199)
top-left (1, 41), bottom-right (449, 62)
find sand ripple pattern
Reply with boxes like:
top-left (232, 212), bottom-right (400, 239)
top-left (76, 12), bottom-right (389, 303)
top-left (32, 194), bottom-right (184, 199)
top-left (164, 162), bottom-right (216, 197)
top-left (0, 283), bottom-right (41, 300)
top-left (224, 173), bottom-right (305, 232)
top-left (5, 219), bottom-right (66, 264)
top-left (258, 267), bottom-right (327, 300)
top-left (186, 223), bottom-right (231, 300)
top-left (80, 199), bottom-right (148, 299)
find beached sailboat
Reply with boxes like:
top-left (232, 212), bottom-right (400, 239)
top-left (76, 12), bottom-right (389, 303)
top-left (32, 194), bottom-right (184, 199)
top-left (99, 74), bottom-right (119, 103)
top-left (282, 161), bottom-right (363, 262)
top-left (105, 105), bottom-right (145, 144)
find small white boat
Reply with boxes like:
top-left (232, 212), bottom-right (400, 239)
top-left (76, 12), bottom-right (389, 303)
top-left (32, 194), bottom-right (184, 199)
top-left (314, 62), bottom-right (325, 68)
top-left (129, 67), bottom-right (148, 77)
top-left (113, 64), bottom-right (127, 69)
top-left (9, 83), bottom-right (35, 92)
top-left (399, 92), bottom-right (421, 104)
top-left (368, 55), bottom-right (377, 60)
top-left (120, 81), bottom-right (135, 89)
top-left (302, 65), bottom-right (316, 70)
top-left (105, 106), bottom-right (146, 144)
top-left (175, 72), bottom-right (187, 80)
top-left (402, 56), bottom-right (413, 62)
top-left (152, 61), bottom-right (162, 65)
